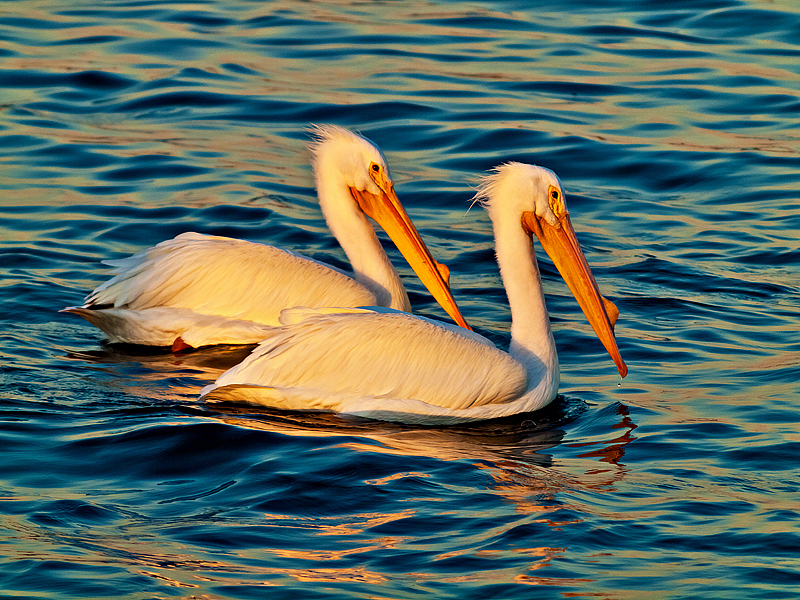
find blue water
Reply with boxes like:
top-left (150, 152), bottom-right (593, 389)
top-left (2, 0), bottom-right (799, 597)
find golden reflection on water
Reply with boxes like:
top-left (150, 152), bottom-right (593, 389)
top-left (4, 3), bottom-right (798, 597)
top-left (2, 516), bottom-right (394, 590)
top-left (208, 403), bottom-right (638, 577)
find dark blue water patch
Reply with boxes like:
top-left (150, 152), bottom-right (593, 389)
top-left (199, 204), bottom-right (272, 223)
top-left (242, 12), bottom-right (299, 28)
top-left (28, 144), bottom-right (119, 169)
top-left (582, 521), bottom-right (662, 550)
top-left (578, 24), bottom-right (714, 45)
top-left (158, 479), bottom-right (237, 504)
top-left (97, 162), bottom-right (210, 182)
top-left (117, 90), bottom-right (241, 112)
top-left (724, 442), bottom-right (800, 472)
top-left (460, 109), bottom-right (590, 131)
top-left (621, 434), bottom-right (719, 464)
top-left (244, 9), bottom-right (351, 32)
top-left (293, 101), bottom-right (444, 127)
top-left (617, 256), bottom-right (791, 300)
top-left (60, 203), bottom-right (192, 222)
top-left (187, 150), bottom-right (226, 159)
top-left (741, 47), bottom-right (800, 58)
top-left (3, 16), bottom-right (85, 30)
top-left (504, 79), bottom-right (631, 99)
top-left (710, 93), bottom-right (800, 116)
top-left (736, 404), bottom-right (800, 431)
top-left (436, 133), bottom-right (618, 179)
top-left (765, 509), bottom-right (800, 524)
top-left (1, 246), bottom-right (88, 270)
top-left (716, 75), bottom-right (781, 89)
top-left (29, 498), bottom-right (119, 528)
top-left (637, 11), bottom-right (713, 29)
top-left (176, 525), bottom-right (276, 551)
top-left (163, 11), bottom-right (235, 28)
top-left (688, 7), bottom-right (797, 37)
top-left (362, 124), bottom-right (462, 154)
top-left (620, 122), bottom-right (682, 135)
top-left (682, 327), bottom-right (762, 351)
top-left (416, 14), bottom-right (533, 32)
top-left (61, 421), bottom-right (267, 481)
top-left (258, 43), bottom-right (482, 65)
top-left (125, 71), bottom-right (241, 99)
top-left (2, 560), bottom-right (142, 598)
top-left (248, 455), bottom-right (462, 519)
top-left (48, 35), bottom-right (123, 46)
top-left (76, 185), bottom-right (139, 196)
top-left (10, 117), bottom-right (73, 131)
top-left (662, 420), bottom-right (745, 441)
top-left (743, 567), bottom-right (800, 589)
top-left (738, 248), bottom-right (800, 267)
top-left (601, 46), bottom-right (713, 61)
top-left (657, 529), bottom-right (800, 558)
top-left (115, 37), bottom-right (227, 60)
top-left (0, 134), bottom-right (50, 150)
top-left (93, 224), bottom-right (186, 248)
top-left (0, 69), bottom-right (136, 91)
top-left (458, 128), bottom-right (553, 155)
top-left (705, 186), bottom-right (800, 208)
top-left (213, 585), bottom-right (339, 600)
top-left (661, 499), bottom-right (756, 519)
top-left (221, 62), bottom-right (261, 76)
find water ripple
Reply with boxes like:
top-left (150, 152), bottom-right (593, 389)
top-left (2, 0), bottom-right (800, 598)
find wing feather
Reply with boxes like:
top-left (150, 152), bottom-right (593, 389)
top-left (85, 233), bottom-right (376, 326)
top-left (209, 311), bottom-right (528, 410)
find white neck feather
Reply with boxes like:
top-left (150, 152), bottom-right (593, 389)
top-left (314, 158), bottom-right (411, 311)
top-left (490, 208), bottom-right (560, 397)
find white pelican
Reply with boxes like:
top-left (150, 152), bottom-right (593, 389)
top-left (62, 125), bottom-right (469, 350)
top-left (200, 163), bottom-right (628, 424)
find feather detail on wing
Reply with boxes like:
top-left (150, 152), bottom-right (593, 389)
top-left (60, 306), bottom-right (276, 347)
top-left (83, 232), bottom-right (376, 326)
top-left (203, 311), bottom-right (528, 411)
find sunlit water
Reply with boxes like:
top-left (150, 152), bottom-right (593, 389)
top-left (2, 1), bottom-right (799, 598)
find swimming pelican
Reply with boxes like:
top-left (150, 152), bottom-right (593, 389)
top-left (200, 163), bottom-right (627, 424)
top-left (62, 125), bottom-right (469, 350)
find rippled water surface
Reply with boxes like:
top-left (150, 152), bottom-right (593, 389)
top-left (2, 0), bottom-right (799, 598)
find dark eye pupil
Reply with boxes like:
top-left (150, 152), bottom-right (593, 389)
top-left (551, 191), bottom-right (558, 199)
top-left (372, 164), bottom-right (380, 172)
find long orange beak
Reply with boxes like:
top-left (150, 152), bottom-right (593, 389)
top-left (522, 209), bottom-right (627, 378)
top-left (349, 168), bottom-right (471, 331)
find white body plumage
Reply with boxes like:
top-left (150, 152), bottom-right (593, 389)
top-left (201, 163), bottom-right (627, 423)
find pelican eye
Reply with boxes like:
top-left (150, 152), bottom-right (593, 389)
top-left (547, 185), bottom-right (566, 216)
top-left (371, 163), bottom-right (380, 173)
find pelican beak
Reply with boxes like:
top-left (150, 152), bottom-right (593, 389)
top-left (350, 168), bottom-right (472, 331)
top-left (522, 208), bottom-right (627, 378)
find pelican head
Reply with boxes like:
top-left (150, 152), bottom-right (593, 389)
top-left (309, 124), bottom-right (393, 199)
top-left (309, 125), bottom-right (470, 330)
top-left (478, 162), bottom-right (627, 377)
